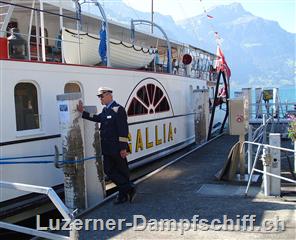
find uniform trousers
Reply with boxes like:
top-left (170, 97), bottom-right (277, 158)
top-left (103, 153), bottom-right (133, 197)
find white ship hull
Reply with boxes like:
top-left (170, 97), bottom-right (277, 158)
top-left (0, 1), bottom-right (227, 205)
top-left (0, 60), bottom-right (226, 202)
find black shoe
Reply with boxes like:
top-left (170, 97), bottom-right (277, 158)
top-left (113, 194), bottom-right (128, 205)
top-left (128, 186), bottom-right (136, 203)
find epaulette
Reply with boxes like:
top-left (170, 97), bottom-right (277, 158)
top-left (112, 106), bottom-right (120, 113)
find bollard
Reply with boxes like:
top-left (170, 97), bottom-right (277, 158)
top-left (83, 106), bottom-right (106, 208)
top-left (56, 93), bottom-right (86, 213)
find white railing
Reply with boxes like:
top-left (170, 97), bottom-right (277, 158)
top-left (250, 102), bottom-right (296, 120)
top-left (243, 142), bottom-right (296, 196)
top-left (0, 181), bottom-right (77, 240)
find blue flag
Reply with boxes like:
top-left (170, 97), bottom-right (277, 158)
top-left (99, 23), bottom-right (107, 65)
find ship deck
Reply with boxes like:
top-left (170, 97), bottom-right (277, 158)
top-left (59, 134), bottom-right (296, 239)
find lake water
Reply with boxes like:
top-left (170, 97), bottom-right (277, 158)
top-left (231, 87), bottom-right (295, 103)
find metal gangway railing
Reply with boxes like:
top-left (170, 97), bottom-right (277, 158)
top-left (0, 181), bottom-right (77, 240)
top-left (244, 111), bottom-right (296, 197)
top-left (244, 141), bottom-right (296, 196)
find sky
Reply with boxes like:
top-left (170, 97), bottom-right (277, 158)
top-left (122, 0), bottom-right (296, 33)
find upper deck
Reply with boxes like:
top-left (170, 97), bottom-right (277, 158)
top-left (0, 0), bottom-right (218, 83)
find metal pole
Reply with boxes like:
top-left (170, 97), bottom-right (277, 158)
top-left (273, 87), bottom-right (279, 118)
top-left (219, 71), bottom-right (229, 134)
top-left (27, 0), bottom-right (36, 60)
top-left (151, 0), bottom-right (154, 34)
top-left (253, 169), bottom-right (296, 184)
top-left (93, 1), bottom-right (111, 67)
top-left (131, 19), bottom-right (172, 73)
top-left (39, 0), bottom-right (46, 62)
top-left (59, 0), bottom-right (64, 63)
top-left (262, 114), bottom-right (267, 144)
top-left (262, 146), bottom-right (271, 196)
top-left (245, 145), bottom-right (262, 196)
top-left (207, 70), bottom-right (222, 140)
top-left (34, 8), bottom-right (40, 61)
top-left (247, 124), bottom-right (253, 174)
top-left (0, 222), bottom-right (70, 240)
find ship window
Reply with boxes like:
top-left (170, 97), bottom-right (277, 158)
top-left (155, 97), bottom-right (169, 112)
top-left (128, 84), bottom-right (170, 116)
top-left (136, 86), bottom-right (149, 107)
top-left (127, 98), bottom-right (148, 116)
top-left (14, 83), bottom-right (40, 131)
top-left (64, 83), bottom-right (81, 93)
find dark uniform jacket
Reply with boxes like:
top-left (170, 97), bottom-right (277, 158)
top-left (82, 101), bottom-right (129, 155)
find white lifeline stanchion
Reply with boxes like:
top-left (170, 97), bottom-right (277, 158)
top-left (0, 181), bottom-right (74, 240)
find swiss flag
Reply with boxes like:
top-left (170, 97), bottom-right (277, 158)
top-left (215, 46), bottom-right (231, 80)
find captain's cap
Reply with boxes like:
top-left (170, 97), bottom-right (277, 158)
top-left (97, 87), bottom-right (113, 96)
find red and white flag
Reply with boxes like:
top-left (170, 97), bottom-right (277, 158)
top-left (215, 45), bottom-right (231, 80)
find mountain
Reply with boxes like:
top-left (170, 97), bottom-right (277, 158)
top-left (83, 1), bottom-right (295, 89)
top-left (177, 3), bottom-right (295, 89)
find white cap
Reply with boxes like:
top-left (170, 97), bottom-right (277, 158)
top-left (97, 86), bottom-right (113, 96)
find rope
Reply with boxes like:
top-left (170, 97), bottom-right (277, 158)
top-left (0, 154), bottom-right (62, 161)
top-left (0, 156), bottom-right (96, 165)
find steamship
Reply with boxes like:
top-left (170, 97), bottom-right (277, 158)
top-left (0, 0), bottom-right (229, 218)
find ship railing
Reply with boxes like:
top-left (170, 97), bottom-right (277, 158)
top-left (0, 181), bottom-right (78, 240)
top-left (247, 114), bottom-right (273, 173)
top-left (0, 28), bottom-right (79, 63)
top-left (249, 102), bottom-right (296, 120)
top-left (0, 1), bottom-right (216, 80)
top-left (0, 0), bottom-right (81, 63)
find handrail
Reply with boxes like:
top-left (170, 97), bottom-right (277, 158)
top-left (243, 141), bottom-right (295, 153)
top-left (131, 19), bottom-right (172, 74)
top-left (243, 141), bottom-right (296, 196)
top-left (0, 0), bottom-right (79, 20)
top-left (0, 181), bottom-right (75, 240)
top-left (0, 181), bottom-right (72, 220)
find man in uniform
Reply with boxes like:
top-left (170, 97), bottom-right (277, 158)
top-left (77, 87), bottom-right (136, 204)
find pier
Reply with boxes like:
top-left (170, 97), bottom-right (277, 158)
top-left (49, 134), bottom-right (295, 239)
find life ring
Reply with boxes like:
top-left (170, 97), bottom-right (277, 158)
top-left (236, 114), bottom-right (244, 123)
top-left (182, 54), bottom-right (192, 65)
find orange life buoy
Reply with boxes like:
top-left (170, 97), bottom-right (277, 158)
top-left (182, 54), bottom-right (192, 65)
